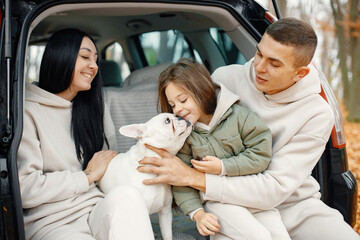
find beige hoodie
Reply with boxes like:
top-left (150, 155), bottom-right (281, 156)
top-left (209, 59), bottom-right (334, 210)
top-left (17, 83), bottom-right (117, 240)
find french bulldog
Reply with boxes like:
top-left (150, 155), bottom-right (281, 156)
top-left (99, 113), bottom-right (192, 240)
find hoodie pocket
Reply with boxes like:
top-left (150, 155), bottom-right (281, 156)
top-left (191, 144), bottom-right (210, 160)
top-left (219, 133), bottom-right (244, 155)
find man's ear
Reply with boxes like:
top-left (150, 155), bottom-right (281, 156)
top-left (293, 66), bottom-right (310, 82)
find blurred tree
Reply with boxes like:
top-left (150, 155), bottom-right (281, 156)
top-left (330, 0), bottom-right (360, 122)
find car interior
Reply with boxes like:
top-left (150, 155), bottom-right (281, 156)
top-left (26, 2), bottom-right (258, 154)
top-left (23, 3), bottom-right (262, 238)
top-left (16, 1), bottom-right (356, 238)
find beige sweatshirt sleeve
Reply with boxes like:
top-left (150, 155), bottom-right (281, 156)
top-left (17, 110), bottom-right (90, 209)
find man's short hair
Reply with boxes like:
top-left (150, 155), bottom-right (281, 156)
top-left (265, 17), bottom-right (317, 68)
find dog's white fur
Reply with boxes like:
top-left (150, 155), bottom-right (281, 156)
top-left (99, 113), bottom-right (192, 240)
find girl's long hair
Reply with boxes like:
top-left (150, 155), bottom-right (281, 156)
top-left (39, 28), bottom-right (108, 169)
top-left (158, 58), bottom-right (218, 115)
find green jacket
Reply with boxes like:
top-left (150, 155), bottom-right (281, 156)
top-left (173, 84), bottom-right (272, 215)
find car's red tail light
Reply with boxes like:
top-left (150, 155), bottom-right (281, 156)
top-left (313, 62), bottom-right (346, 149)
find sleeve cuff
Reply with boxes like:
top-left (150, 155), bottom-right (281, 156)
top-left (188, 208), bottom-right (203, 221)
top-left (75, 171), bottom-right (90, 194)
top-left (220, 160), bottom-right (227, 176)
top-left (204, 173), bottom-right (223, 202)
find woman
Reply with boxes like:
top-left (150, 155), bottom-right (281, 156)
top-left (17, 28), bottom-right (153, 240)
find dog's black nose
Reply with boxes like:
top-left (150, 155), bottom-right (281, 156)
top-left (186, 120), bottom-right (191, 127)
top-left (177, 116), bottom-right (191, 127)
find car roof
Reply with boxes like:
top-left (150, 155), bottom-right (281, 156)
top-left (27, 1), bottom-right (272, 50)
top-left (30, 2), bottom-right (240, 45)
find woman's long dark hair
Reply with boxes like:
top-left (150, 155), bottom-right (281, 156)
top-left (39, 28), bottom-right (108, 169)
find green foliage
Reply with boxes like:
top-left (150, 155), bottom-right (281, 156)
top-left (144, 47), bottom-right (158, 66)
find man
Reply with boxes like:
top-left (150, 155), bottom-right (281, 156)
top-left (138, 17), bottom-right (360, 239)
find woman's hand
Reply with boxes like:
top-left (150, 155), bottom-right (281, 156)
top-left (84, 150), bottom-right (118, 185)
top-left (137, 144), bottom-right (206, 192)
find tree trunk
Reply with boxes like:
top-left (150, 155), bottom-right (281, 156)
top-left (330, 0), bottom-right (360, 122)
top-left (347, 75), bottom-right (360, 122)
top-left (347, 0), bottom-right (360, 122)
top-left (347, 0), bottom-right (360, 121)
top-left (330, 0), bottom-right (350, 102)
top-left (347, 51), bottom-right (360, 121)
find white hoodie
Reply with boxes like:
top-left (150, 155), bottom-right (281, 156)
top-left (209, 59), bottom-right (334, 210)
top-left (17, 83), bottom-right (117, 240)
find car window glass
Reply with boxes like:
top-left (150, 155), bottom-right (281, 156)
top-left (139, 30), bottom-right (202, 66)
top-left (209, 28), bottom-right (247, 65)
top-left (105, 42), bottom-right (131, 80)
top-left (25, 45), bottom-right (46, 83)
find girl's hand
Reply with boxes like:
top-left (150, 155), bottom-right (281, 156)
top-left (191, 156), bottom-right (222, 175)
top-left (193, 209), bottom-right (220, 236)
top-left (84, 150), bottom-right (118, 184)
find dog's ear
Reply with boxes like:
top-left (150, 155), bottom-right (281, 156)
top-left (119, 124), bottom-right (145, 139)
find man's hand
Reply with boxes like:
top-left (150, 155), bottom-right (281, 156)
top-left (137, 144), bottom-right (206, 192)
top-left (193, 209), bottom-right (220, 236)
top-left (191, 156), bottom-right (222, 175)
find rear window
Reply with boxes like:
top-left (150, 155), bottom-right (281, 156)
top-left (139, 30), bottom-right (202, 66)
top-left (104, 42), bottom-right (131, 81)
top-left (209, 28), bottom-right (247, 65)
top-left (25, 45), bottom-right (45, 83)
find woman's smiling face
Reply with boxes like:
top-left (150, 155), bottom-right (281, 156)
top-left (71, 36), bottom-right (98, 93)
top-left (57, 36), bottom-right (98, 101)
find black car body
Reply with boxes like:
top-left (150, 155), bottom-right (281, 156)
top-left (0, 0), bottom-right (357, 239)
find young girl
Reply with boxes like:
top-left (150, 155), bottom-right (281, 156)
top-left (158, 58), bottom-right (291, 239)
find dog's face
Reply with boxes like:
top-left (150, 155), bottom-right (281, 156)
top-left (120, 113), bottom-right (192, 154)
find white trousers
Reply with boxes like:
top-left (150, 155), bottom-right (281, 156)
top-left (205, 197), bottom-right (360, 240)
top-left (42, 185), bottom-right (154, 240)
top-left (279, 197), bottom-right (360, 240)
top-left (204, 201), bottom-right (290, 240)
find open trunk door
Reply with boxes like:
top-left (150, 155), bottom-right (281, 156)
top-left (0, 0), bottom-right (25, 239)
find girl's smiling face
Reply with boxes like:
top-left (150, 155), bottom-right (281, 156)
top-left (165, 82), bottom-right (211, 125)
